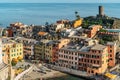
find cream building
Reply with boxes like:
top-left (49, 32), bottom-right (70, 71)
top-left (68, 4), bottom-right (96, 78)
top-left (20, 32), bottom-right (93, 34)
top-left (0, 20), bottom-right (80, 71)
top-left (1, 37), bottom-right (23, 64)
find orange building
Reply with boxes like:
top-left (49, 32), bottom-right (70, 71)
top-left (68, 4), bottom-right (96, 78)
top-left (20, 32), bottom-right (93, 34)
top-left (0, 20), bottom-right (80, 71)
top-left (87, 25), bottom-right (102, 38)
top-left (58, 43), bottom-right (109, 75)
top-left (52, 38), bottom-right (70, 62)
top-left (107, 42), bottom-right (116, 67)
top-left (85, 44), bottom-right (108, 75)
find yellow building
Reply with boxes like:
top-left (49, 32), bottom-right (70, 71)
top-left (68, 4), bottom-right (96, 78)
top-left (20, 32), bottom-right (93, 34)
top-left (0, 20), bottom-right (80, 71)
top-left (73, 19), bottom-right (83, 28)
top-left (1, 38), bottom-right (23, 64)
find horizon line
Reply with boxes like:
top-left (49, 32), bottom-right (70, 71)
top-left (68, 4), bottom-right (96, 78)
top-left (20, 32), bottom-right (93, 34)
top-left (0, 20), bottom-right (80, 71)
top-left (0, 2), bottom-right (119, 3)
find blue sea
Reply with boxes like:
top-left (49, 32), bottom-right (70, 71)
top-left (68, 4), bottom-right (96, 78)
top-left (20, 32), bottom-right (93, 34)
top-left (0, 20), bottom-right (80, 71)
top-left (0, 3), bottom-right (120, 27)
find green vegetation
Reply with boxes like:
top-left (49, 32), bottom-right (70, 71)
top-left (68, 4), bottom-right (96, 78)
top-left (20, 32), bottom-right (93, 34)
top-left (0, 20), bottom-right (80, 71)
top-left (82, 16), bottom-right (114, 29)
top-left (100, 35), bottom-right (117, 42)
top-left (99, 39), bottom-right (105, 45)
top-left (99, 28), bottom-right (107, 32)
top-left (75, 11), bottom-right (80, 20)
top-left (11, 58), bottom-right (18, 66)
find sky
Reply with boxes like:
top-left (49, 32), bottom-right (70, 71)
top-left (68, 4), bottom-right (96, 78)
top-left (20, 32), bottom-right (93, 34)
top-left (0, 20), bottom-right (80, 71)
top-left (0, 0), bottom-right (119, 3)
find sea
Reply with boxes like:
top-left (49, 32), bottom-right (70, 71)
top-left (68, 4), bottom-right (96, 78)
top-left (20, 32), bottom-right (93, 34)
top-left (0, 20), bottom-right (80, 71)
top-left (0, 3), bottom-right (120, 27)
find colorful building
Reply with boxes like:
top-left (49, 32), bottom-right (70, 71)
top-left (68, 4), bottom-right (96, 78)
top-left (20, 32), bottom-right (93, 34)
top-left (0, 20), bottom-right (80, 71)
top-left (34, 38), bottom-right (70, 63)
top-left (107, 42), bottom-right (117, 67)
top-left (73, 19), bottom-right (82, 28)
top-left (1, 37), bottom-right (23, 64)
top-left (9, 22), bottom-right (33, 38)
top-left (86, 25), bottom-right (102, 38)
top-left (50, 23), bottom-right (65, 32)
top-left (34, 40), bottom-right (57, 63)
top-left (56, 20), bottom-right (70, 24)
top-left (85, 44), bottom-right (108, 75)
top-left (15, 37), bottom-right (38, 59)
top-left (58, 42), bottom-right (108, 75)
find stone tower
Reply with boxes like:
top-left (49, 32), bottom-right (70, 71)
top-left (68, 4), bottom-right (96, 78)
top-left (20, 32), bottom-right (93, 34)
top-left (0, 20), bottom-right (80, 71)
top-left (97, 6), bottom-right (105, 18)
top-left (99, 6), bottom-right (104, 16)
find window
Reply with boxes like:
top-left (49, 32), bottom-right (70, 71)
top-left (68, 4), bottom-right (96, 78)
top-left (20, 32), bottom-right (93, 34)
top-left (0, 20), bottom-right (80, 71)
top-left (92, 55), bottom-right (94, 58)
top-left (72, 57), bottom-right (73, 59)
top-left (97, 61), bottom-right (99, 64)
top-left (20, 53), bottom-right (22, 55)
top-left (87, 60), bottom-right (89, 63)
top-left (75, 53), bottom-right (77, 55)
top-left (110, 50), bottom-right (112, 53)
top-left (88, 71), bottom-right (90, 73)
top-left (97, 56), bottom-right (99, 58)
top-left (91, 60), bottom-right (92, 63)
top-left (72, 52), bottom-right (73, 55)
top-left (75, 57), bottom-right (77, 60)
top-left (69, 56), bottom-right (71, 59)
top-left (84, 59), bottom-right (86, 62)
top-left (110, 54), bottom-right (112, 57)
top-left (91, 71), bottom-right (94, 73)
top-left (94, 60), bottom-right (96, 64)
top-left (99, 51), bottom-right (101, 53)
top-left (72, 62), bottom-right (73, 64)
top-left (110, 46), bottom-right (112, 48)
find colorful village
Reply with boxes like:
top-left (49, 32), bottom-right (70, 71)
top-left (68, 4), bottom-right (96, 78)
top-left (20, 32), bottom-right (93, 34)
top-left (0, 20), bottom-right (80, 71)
top-left (0, 6), bottom-right (120, 80)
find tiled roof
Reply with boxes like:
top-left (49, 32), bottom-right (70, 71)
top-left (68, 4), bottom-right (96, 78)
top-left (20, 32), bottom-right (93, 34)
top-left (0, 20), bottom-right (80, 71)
top-left (38, 31), bottom-right (47, 36)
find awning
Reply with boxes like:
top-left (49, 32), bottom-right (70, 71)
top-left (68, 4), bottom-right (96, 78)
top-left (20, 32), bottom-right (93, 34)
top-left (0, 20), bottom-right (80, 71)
top-left (104, 73), bottom-right (117, 79)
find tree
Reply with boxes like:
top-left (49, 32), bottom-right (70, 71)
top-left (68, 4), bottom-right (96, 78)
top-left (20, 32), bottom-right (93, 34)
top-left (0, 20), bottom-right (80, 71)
top-left (99, 39), bottom-right (105, 45)
top-left (17, 56), bottom-right (23, 62)
top-left (11, 58), bottom-right (18, 66)
top-left (75, 11), bottom-right (80, 20)
top-left (75, 11), bottom-right (78, 15)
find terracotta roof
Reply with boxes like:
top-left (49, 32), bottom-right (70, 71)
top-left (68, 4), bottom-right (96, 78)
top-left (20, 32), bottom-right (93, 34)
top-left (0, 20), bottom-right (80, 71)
top-left (38, 31), bottom-right (47, 36)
